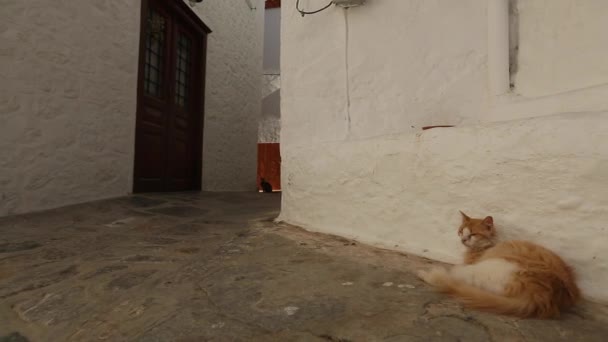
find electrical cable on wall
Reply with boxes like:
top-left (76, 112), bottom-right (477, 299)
top-left (296, 0), bottom-right (333, 17)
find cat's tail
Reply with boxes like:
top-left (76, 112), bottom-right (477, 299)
top-left (421, 270), bottom-right (547, 318)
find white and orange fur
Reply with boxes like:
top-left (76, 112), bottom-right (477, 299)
top-left (417, 211), bottom-right (580, 319)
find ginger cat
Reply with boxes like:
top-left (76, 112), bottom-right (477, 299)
top-left (418, 211), bottom-right (580, 319)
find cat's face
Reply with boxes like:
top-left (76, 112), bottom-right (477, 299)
top-left (458, 211), bottom-right (496, 250)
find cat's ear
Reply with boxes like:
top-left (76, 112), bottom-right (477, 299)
top-left (483, 216), bottom-right (494, 229)
top-left (459, 210), bottom-right (470, 222)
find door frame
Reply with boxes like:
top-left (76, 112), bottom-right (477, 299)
top-left (133, 0), bottom-right (212, 193)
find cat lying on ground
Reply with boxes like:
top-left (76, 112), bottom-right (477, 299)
top-left (417, 211), bottom-right (580, 319)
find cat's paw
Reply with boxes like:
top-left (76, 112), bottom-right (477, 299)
top-left (417, 267), bottom-right (448, 286)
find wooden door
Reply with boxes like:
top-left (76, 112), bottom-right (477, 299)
top-left (133, 0), bottom-right (210, 193)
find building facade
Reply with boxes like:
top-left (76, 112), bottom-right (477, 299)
top-left (279, 0), bottom-right (608, 302)
top-left (1, 0), bottom-right (265, 215)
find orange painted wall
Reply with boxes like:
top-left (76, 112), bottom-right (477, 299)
top-left (257, 143), bottom-right (281, 191)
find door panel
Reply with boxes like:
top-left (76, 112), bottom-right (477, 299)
top-left (134, 0), bottom-right (209, 193)
top-left (134, 5), bottom-right (169, 192)
top-left (167, 28), bottom-right (197, 191)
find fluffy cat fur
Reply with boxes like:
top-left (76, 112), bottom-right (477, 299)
top-left (417, 211), bottom-right (580, 319)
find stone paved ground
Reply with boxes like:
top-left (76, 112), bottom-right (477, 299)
top-left (1, 192), bottom-right (607, 342)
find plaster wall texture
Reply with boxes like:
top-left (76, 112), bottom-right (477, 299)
top-left (260, 7), bottom-right (281, 143)
top-left (281, 0), bottom-right (489, 148)
top-left (188, 0), bottom-right (265, 191)
top-left (260, 89), bottom-right (281, 143)
top-left (279, 0), bottom-right (608, 302)
top-left (513, 0), bottom-right (608, 98)
top-left (263, 8), bottom-right (281, 74)
top-left (0, 0), bottom-right (265, 216)
top-left (0, 0), bottom-right (141, 216)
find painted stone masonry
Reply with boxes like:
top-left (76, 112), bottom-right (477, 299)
top-left (0, 1), bottom-right (141, 216)
top-left (189, 0), bottom-right (265, 191)
top-left (279, 0), bottom-right (608, 302)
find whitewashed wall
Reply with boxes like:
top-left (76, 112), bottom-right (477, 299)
top-left (280, 0), bottom-right (608, 302)
top-left (0, 1), bottom-right (141, 216)
top-left (514, 0), bottom-right (608, 97)
top-left (0, 0), bottom-right (264, 216)
top-left (189, 0), bottom-right (264, 190)
top-left (260, 7), bottom-right (281, 143)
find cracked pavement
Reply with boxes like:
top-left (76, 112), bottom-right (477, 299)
top-left (1, 192), bottom-right (607, 341)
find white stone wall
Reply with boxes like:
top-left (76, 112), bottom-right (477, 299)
top-left (0, 0), bottom-right (264, 215)
top-left (281, 0), bottom-right (488, 148)
top-left (260, 87), bottom-right (281, 143)
top-left (263, 7), bottom-right (281, 74)
top-left (280, 0), bottom-right (608, 302)
top-left (260, 7), bottom-right (281, 143)
top-left (188, 0), bottom-right (264, 191)
top-left (0, 0), bottom-right (141, 216)
top-left (514, 0), bottom-right (608, 97)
